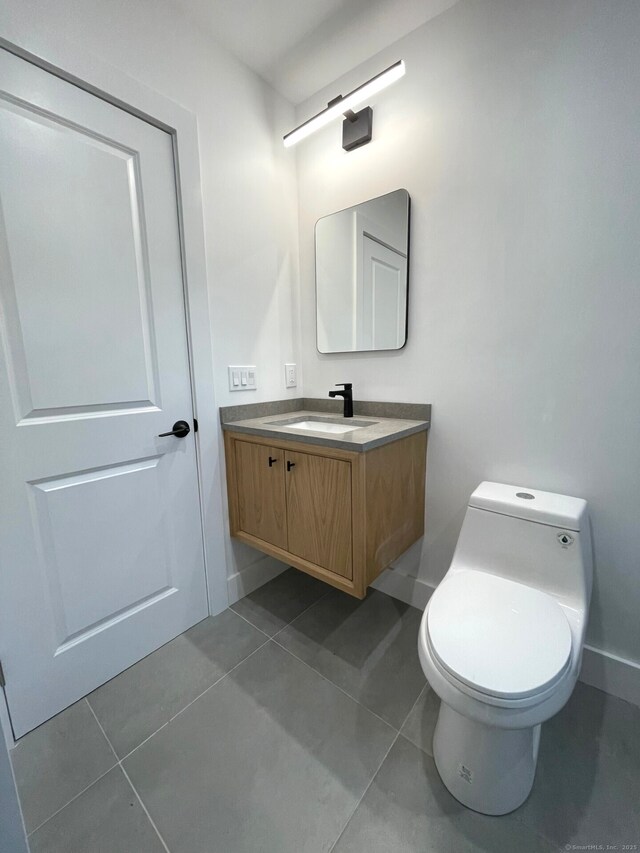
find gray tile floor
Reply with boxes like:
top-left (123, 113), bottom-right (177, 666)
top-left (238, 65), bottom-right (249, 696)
top-left (11, 568), bottom-right (640, 852)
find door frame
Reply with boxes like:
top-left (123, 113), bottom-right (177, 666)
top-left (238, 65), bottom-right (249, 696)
top-left (0, 35), bottom-right (229, 747)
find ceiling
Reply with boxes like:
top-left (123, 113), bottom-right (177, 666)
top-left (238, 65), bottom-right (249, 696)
top-left (171, 0), bottom-right (459, 104)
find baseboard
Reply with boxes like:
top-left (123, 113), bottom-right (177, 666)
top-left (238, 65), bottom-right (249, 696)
top-left (580, 644), bottom-right (640, 707)
top-left (0, 691), bottom-right (16, 750)
top-left (371, 568), bottom-right (434, 610)
top-left (226, 555), bottom-right (289, 605)
top-left (372, 570), bottom-right (640, 708)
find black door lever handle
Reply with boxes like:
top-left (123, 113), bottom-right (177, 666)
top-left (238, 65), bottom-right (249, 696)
top-left (158, 420), bottom-right (191, 438)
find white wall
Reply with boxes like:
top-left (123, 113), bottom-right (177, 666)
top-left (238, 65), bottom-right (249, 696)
top-left (0, 0), bottom-right (300, 593)
top-left (295, 0), bottom-right (640, 666)
top-left (316, 210), bottom-right (356, 351)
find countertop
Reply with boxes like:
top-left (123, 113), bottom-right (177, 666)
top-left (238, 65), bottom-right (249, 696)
top-left (221, 409), bottom-right (430, 452)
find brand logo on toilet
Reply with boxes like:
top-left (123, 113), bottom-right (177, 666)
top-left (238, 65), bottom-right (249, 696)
top-left (557, 532), bottom-right (574, 548)
top-left (458, 763), bottom-right (473, 784)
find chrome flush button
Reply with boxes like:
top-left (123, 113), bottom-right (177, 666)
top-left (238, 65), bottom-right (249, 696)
top-left (557, 532), bottom-right (574, 547)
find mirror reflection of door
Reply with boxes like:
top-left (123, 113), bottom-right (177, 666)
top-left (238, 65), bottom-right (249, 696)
top-left (361, 236), bottom-right (407, 350)
top-left (315, 188), bottom-right (410, 354)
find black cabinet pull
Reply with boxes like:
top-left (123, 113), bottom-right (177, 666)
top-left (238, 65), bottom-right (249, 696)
top-left (287, 460), bottom-right (296, 471)
top-left (268, 456), bottom-right (278, 467)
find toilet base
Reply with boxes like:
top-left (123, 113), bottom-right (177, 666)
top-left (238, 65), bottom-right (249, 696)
top-left (432, 702), bottom-right (540, 815)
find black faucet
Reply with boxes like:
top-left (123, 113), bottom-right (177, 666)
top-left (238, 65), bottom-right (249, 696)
top-left (328, 383), bottom-right (353, 418)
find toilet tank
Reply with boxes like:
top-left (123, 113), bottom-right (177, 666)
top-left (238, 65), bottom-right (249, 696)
top-left (451, 482), bottom-right (592, 608)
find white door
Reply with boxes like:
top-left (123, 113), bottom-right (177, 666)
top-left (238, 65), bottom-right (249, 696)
top-left (0, 49), bottom-right (209, 737)
top-left (361, 236), bottom-right (407, 350)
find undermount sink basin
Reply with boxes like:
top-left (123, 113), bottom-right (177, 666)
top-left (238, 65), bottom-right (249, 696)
top-left (267, 416), bottom-right (375, 435)
top-left (286, 420), bottom-right (360, 434)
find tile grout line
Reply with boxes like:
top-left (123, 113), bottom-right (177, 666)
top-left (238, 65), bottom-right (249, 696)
top-left (224, 582), bottom-right (401, 733)
top-left (329, 729), bottom-right (402, 853)
top-left (394, 686), bottom-right (433, 755)
top-left (25, 762), bottom-right (117, 839)
top-left (24, 590), bottom-right (336, 842)
top-left (228, 606), bottom-right (272, 638)
top-left (96, 590), bottom-right (314, 766)
top-left (327, 669), bottom-right (427, 853)
top-left (86, 698), bottom-right (172, 853)
top-left (260, 585), bottom-right (420, 852)
top-left (398, 682), bottom-right (428, 733)
top-left (103, 632), bottom-right (271, 752)
top-left (167, 636), bottom-right (272, 720)
top-left (85, 697), bottom-right (119, 763)
top-left (26, 623), bottom-right (276, 844)
top-left (269, 586), bottom-right (427, 733)
top-left (117, 721), bottom-right (170, 763)
top-left (270, 635), bottom-right (399, 733)
top-left (89, 607), bottom-right (276, 766)
top-left (230, 586), bottom-right (332, 643)
top-left (270, 588), bottom-right (333, 640)
top-left (144, 589), bottom-right (334, 735)
top-left (96, 586), bottom-right (329, 740)
top-left (120, 763), bottom-right (172, 853)
top-left (117, 635), bottom-right (273, 765)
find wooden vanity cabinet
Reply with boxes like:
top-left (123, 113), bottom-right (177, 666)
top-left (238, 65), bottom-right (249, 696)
top-left (224, 429), bottom-right (427, 598)
top-left (285, 449), bottom-right (353, 580)
top-left (233, 440), bottom-right (287, 549)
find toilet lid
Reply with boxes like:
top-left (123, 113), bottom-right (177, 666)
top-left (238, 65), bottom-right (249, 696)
top-left (427, 570), bottom-right (572, 699)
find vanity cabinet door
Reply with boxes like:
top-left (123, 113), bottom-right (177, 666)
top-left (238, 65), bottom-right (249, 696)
top-left (234, 440), bottom-right (287, 549)
top-left (285, 450), bottom-right (352, 579)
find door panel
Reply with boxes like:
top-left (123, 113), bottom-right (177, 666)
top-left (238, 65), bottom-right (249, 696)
top-left (235, 441), bottom-right (287, 549)
top-left (0, 98), bottom-right (158, 416)
top-left (0, 49), bottom-right (208, 737)
top-left (28, 457), bottom-right (173, 646)
top-left (285, 450), bottom-right (353, 579)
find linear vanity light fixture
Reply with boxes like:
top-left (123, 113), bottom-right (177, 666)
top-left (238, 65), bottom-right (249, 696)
top-left (283, 59), bottom-right (405, 151)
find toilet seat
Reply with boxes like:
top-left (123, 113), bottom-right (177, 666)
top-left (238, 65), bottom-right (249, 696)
top-left (427, 570), bottom-right (572, 700)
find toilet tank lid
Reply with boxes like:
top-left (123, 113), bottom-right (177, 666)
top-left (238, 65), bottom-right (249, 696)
top-left (469, 482), bottom-right (588, 531)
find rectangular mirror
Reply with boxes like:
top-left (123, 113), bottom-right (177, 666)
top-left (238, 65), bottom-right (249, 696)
top-left (315, 188), bottom-right (410, 353)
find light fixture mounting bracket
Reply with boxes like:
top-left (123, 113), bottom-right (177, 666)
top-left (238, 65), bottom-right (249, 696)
top-left (341, 106), bottom-right (373, 151)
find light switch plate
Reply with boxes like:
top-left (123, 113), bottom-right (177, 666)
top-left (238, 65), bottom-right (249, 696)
top-left (284, 363), bottom-right (297, 388)
top-left (228, 365), bottom-right (257, 391)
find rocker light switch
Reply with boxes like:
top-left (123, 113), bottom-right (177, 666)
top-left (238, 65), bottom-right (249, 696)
top-left (228, 365), bottom-right (257, 391)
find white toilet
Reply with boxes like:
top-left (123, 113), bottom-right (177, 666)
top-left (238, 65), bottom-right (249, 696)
top-left (418, 481), bottom-right (592, 815)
